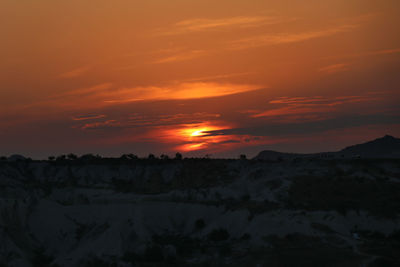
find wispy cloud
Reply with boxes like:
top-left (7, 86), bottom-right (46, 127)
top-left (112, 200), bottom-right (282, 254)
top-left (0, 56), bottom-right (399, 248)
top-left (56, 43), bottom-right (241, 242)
top-left (102, 82), bottom-right (261, 104)
top-left (318, 63), bottom-right (350, 74)
top-left (366, 48), bottom-right (400, 56)
top-left (157, 15), bottom-right (288, 35)
top-left (229, 24), bottom-right (358, 50)
top-left (151, 50), bottom-right (206, 64)
top-left (58, 66), bottom-right (91, 79)
top-left (176, 72), bottom-right (257, 83)
top-left (249, 94), bottom-right (381, 120)
top-left (76, 113), bottom-right (222, 131)
top-left (36, 82), bottom-right (260, 110)
top-left (250, 106), bottom-right (333, 120)
top-left (324, 47), bottom-right (400, 60)
top-left (57, 83), bottom-right (114, 99)
top-left (72, 114), bottom-right (106, 121)
top-left (269, 95), bottom-right (380, 106)
top-left (81, 120), bottom-right (120, 130)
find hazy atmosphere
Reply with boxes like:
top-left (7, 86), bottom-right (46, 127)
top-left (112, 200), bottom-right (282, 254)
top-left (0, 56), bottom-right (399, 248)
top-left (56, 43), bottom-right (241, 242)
top-left (1, 0), bottom-right (399, 158)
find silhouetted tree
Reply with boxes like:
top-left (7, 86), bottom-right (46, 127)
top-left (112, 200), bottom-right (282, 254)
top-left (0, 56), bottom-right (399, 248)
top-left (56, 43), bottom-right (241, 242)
top-left (126, 154), bottom-right (138, 160)
top-left (175, 152), bottom-right (183, 160)
top-left (160, 154), bottom-right (169, 160)
top-left (240, 154), bottom-right (247, 160)
top-left (148, 154), bottom-right (156, 160)
top-left (56, 155), bottom-right (66, 161)
top-left (67, 153), bottom-right (78, 160)
top-left (48, 156), bottom-right (55, 161)
top-left (120, 154), bottom-right (129, 160)
top-left (194, 218), bottom-right (205, 230)
top-left (80, 154), bottom-right (98, 161)
top-left (208, 228), bottom-right (230, 242)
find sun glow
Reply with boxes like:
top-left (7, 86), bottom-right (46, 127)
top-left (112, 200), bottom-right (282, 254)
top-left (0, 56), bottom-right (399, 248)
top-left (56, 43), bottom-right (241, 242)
top-left (153, 121), bottom-right (272, 153)
top-left (159, 123), bottom-right (231, 152)
top-left (182, 125), bottom-right (223, 139)
top-left (186, 127), bottom-right (217, 138)
top-left (191, 129), bottom-right (207, 137)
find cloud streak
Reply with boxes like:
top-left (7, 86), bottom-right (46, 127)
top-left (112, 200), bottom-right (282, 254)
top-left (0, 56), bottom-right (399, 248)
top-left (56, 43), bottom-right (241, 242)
top-left (318, 63), bottom-right (350, 74)
top-left (151, 50), bottom-right (206, 64)
top-left (249, 94), bottom-right (382, 121)
top-left (229, 24), bottom-right (358, 50)
top-left (76, 112), bottom-right (222, 130)
top-left (58, 66), bottom-right (91, 79)
top-left (157, 16), bottom-right (286, 35)
top-left (102, 82), bottom-right (261, 104)
top-left (72, 114), bottom-right (106, 121)
top-left (325, 47), bottom-right (400, 60)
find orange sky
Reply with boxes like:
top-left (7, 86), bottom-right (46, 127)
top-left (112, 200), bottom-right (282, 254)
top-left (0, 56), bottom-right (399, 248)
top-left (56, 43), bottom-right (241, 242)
top-left (0, 0), bottom-right (399, 158)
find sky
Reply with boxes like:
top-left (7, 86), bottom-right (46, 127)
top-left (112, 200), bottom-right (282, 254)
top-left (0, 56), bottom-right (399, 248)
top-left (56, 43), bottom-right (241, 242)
top-left (0, 0), bottom-right (400, 158)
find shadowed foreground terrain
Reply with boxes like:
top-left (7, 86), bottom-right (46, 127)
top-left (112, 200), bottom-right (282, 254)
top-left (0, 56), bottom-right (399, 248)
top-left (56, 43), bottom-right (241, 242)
top-left (1, 154), bottom-right (400, 267)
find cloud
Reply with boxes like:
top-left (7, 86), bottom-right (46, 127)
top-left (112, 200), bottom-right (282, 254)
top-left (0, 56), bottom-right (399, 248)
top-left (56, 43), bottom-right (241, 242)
top-left (325, 47), bottom-right (400, 60)
top-left (45, 82), bottom-right (259, 108)
top-left (249, 94), bottom-right (381, 120)
top-left (318, 63), bottom-right (350, 74)
top-left (215, 114), bottom-right (400, 138)
top-left (61, 83), bottom-right (114, 97)
top-left (268, 95), bottom-right (373, 106)
top-left (151, 50), bottom-right (206, 64)
top-left (72, 114), bottom-right (106, 121)
top-left (176, 72), bottom-right (257, 83)
top-left (76, 112), bottom-right (222, 130)
top-left (367, 48), bottom-right (400, 56)
top-left (157, 15), bottom-right (287, 35)
top-left (81, 120), bottom-right (120, 130)
top-left (102, 82), bottom-right (261, 104)
top-left (229, 24), bottom-right (358, 50)
top-left (58, 66), bottom-right (91, 79)
top-left (9, 82), bottom-right (261, 118)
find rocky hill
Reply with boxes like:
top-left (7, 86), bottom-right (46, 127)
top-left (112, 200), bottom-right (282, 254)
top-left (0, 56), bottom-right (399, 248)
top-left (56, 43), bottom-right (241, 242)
top-left (339, 135), bottom-right (400, 158)
top-left (1, 156), bottom-right (400, 266)
top-left (255, 135), bottom-right (400, 160)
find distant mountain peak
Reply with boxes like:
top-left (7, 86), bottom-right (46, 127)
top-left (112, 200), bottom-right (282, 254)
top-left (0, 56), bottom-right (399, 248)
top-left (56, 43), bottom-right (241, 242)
top-left (364, 135), bottom-right (398, 144)
top-left (382, 135), bottom-right (395, 140)
top-left (339, 135), bottom-right (400, 158)
top-left (255, 135), bottom-right (400, 160)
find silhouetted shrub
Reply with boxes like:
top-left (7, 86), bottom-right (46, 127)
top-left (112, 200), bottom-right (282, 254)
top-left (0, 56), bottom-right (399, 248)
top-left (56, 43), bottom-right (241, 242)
top-left (241, 233), bottom-right (251, 241)
top-left (31, 248), bottom-right (58, 267)
top-left (368, 257), bottom-right (399, 267)
top-left (67, 153), bottom-right (78, 160)
top-left (56, 155), bottom-right (66, 161)
top-left (152, 234), bottom-right (201, 257)
top-left (144, 245), bottom-right (164, 262)
top-left (241, 194), bottom-right (250, 201)
top-left (79, 154), bottom-right (101, 162)
top-left (160, 154), bottom-right (170, 160)
top-left (208, 228), bottom-right (230, 242)
top-left (82, 256), bottom-right (117, 267)
top-left (219, 243), bottom-right (232, 256)
top-left (120, 154), bottom-right (138, 160)
top-left (288, 175), bottom-right (400, 218)
top-left (265, 179), bottom-right (283, 190)
top-left (311, 223), bottom-right (335, 234)
top-left (194, 218), bottom-right (206, 230)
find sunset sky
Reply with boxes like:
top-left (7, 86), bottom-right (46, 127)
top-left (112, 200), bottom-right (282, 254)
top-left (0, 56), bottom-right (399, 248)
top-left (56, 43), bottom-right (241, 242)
top-left (1, 0), bottom-right (400, 158)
